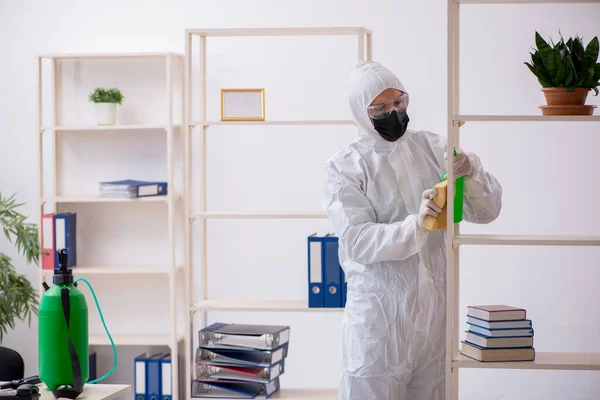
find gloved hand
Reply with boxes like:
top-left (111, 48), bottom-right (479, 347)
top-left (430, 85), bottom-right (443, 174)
top-left (445, 151), bottom-right (475, 179)
top-left (417, 188), bottom-right (442, 230)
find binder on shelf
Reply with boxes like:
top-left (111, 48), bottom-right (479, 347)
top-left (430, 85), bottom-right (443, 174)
top-left (195, 360), bottom-right (284, 384)
top-left (54, 212), bottom-right (77, 268)
top-left (41, 213), bottom-right (55, 270)
top-left (134, 353), bottom-right (148, 400)
top-left (199, 323), bottom-right (290, 351)
top-left (341, 265), bottom-right (347, 308)
top-left (307, 233), bottom-right (324, 307)
top-left (324, 233), bottom-right (342, 308)
top-left (195, 343), bottom-right (289, 368)
top-left (191, 378), bottom-right (280, 399)
top-left (160, 354), bottom-right (172, 400)
top-left (99, 180), bottom-right (168, 198)
top-left (147, 353), bottom-right (164, 400)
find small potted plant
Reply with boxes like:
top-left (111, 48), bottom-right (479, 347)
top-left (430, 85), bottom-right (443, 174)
top-left (525, 31), bottom-right (600, 115)
top-left (88, 87), bottom-right (124, 125)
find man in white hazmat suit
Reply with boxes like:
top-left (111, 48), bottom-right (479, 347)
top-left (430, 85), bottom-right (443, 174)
top-left (324, 60), bottom-right (503, 399)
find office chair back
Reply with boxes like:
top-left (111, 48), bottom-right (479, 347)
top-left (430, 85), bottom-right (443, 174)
top-left (0, 346), bottom-right (25, 381)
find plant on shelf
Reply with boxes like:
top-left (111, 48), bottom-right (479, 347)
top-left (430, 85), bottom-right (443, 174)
top-left (88, 87), bottom-right (125, 126)
top-left (0, 192), bottom-right (40, 343)
top-left (525, 31), bottom-right (600, 116)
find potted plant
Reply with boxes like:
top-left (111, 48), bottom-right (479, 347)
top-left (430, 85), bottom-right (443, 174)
top-left (525, 31), bottom-right (600, 115)
top-left (0, 193), bottom-right (40, 342)
top-left (88, 87), bottom-right (124, 125)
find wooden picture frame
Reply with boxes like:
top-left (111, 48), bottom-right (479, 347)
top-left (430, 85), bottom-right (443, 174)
top-left (220, 88), bottom-right (265, 121)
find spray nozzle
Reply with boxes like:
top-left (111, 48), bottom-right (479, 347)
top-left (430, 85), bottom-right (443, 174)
top-left (53, 248), bottom-right (74, 285)
top-left (58, 248), bottom-right (69, 271)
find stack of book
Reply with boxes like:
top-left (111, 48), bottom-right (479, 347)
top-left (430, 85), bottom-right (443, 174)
top-left (460, 305), bottom-right (535, 362)
top-left (192, 323), bottom-right (290, 399)
top-left (98, 179), bottom-right (167, 198)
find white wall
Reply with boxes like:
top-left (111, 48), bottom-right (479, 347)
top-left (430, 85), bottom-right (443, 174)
top-left (1, 0), bottom-right (600, 399)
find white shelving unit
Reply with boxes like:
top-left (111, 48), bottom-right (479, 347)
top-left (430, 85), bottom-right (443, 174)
top-left (184, 27), bottom-right (372, 400)
top-left (37, 52), bottom-right (187, 400)
top-left (445, 1), bottom-right (600, 398)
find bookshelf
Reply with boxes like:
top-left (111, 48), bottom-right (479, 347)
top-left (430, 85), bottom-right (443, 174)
top-left (445, 0), bottom-right (600, 398)
top-left (37, 53), bottom-right (187, 400)
top-left (184, 27), bottom-right (371, 400)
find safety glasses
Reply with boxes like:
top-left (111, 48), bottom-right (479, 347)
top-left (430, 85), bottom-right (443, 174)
top-left (367, 92), bottom-right (409, 120)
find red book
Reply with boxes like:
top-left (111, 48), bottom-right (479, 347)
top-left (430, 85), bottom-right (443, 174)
top-left (467, 305), bottom-right (526, 321)
top-left (41, 214), bottom-right (55, 270)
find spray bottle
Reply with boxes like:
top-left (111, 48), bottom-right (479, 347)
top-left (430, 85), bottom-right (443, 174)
top-left (39, 249), bottom-right (118, 399)
top-left (441, 148), bottom-right (464, 223)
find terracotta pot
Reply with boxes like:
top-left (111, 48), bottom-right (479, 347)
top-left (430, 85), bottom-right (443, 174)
top-left (542, 87), bottom-right (589, 106)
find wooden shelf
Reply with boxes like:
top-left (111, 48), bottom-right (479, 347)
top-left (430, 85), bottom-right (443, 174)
top-left (43, 196), bottom-right (169, 204)
top-left (454, 234), bottom-right (600, 246)
top-left (266, 389), bottom-right (338, 399)
top-left (40, 52), bottom-right (183, 59)
top-left (192, 299), bottom-right (344, 313)
top-left (41, 265), bottom-right (182, 277)
top-left (453, 352), bottom-right (600, 370)
top-left (192, 211), bottom-right (328, 219)
top-left (187, 27), bottom-right (370, 36)
top-left (42, 124), bottom-right (178, 132)
top-left (189, 120), bottom-right (355, 127)
top-left (457, 0), bottom-right (600, 3)
top-left (454, 114), bottom-right (600, 122)
top-left (89, 334), bottom-right (184, 347)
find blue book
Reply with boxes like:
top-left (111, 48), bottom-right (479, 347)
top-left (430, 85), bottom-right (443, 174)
top-left (461, 341), bottom-right (535, 362)
top-left (466, 331), bottom-right (533, 349)
top-left (99, 180), bottom-right (168, 198)
top-left (191, 377), bottom-right (280, 398)
top-left (54, 213), bottom-right (76, 268)
top-left (467, 323), bottom-right (534, 338)
top-left (307, 233), bottom-right (324, 308)
top-left (323, 234), bottom-right (342, 308)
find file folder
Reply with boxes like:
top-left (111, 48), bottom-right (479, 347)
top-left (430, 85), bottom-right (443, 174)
top-left (134, 353), bottom-right (147, 400)
top-left (54, 212), bottom-right (77, 268)
top-left (41, 214), bottom-right (55, 270)
top-left (324, 234), bottom-right (342, 308)
top-left (195, 343), bottom-right (288, 368)
top-left (160, 354), bottom-right (172, 400)
top-left (199, 323), bottom-right (290, 351)
top-left (191, 377), bottom-right (280, 399)
top-left (147, 353), bottom-right (164, 400)
top-left (307, 233), bottom-right (324, 307)
top-left (100, 180), bottom-right (168, 198)
top-left (341, 266), bottom-right (347, 308)
top-left (195, 360), bottom-right (284, 384)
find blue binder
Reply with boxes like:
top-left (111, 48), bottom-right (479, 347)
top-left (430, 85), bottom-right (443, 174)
top-left (324, 234), bottom-right (342, 308)
top-left (307, 233), bottom-right (324, 307)
top-left (147, 353), bottom-right (164, 400)
top-left (134, 353), bottom-right (148, 400)
top-left (160, 354), bottom-right (172, 400)
top-left (101, 180), bottom-right (168, 197)
top-left (341, 266), bottom-right (347, 308)
top-left (54, 213), bottom-right (76, 267)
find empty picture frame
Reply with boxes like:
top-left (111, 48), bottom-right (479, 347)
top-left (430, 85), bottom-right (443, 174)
top-left (221, 89), bottom-right (265, 121)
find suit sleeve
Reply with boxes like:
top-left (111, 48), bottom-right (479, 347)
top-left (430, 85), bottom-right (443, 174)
top-left (323, 161), bottom-right (429, 265)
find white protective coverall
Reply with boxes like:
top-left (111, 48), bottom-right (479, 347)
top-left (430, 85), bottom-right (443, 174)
top-left (323, 61), bottom-right (503, 399)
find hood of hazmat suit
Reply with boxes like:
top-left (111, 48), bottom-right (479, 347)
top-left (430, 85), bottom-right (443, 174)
top-left (323, 61), bottom-right (502, 400)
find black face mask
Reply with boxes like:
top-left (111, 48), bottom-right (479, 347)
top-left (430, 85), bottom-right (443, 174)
top-left (373, 109), bottom-right (410, 142)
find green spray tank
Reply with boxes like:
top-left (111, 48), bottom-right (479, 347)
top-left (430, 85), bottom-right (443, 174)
top-left (39, 249), bottom-right (118, 399)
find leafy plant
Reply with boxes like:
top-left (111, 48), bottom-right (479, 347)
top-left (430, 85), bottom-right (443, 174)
top-left (88, 87), bottom-right (124, 105)
top-left (0, 193), bottom-right (40, 342)
top-left (525, 31), bottom-right (600, 95)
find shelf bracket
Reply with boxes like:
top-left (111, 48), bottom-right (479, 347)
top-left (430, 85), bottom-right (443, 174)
top-left (452, 120), bottom-right (465, 128)
top-left (39, 128), bottom-right (45, 135)
top-left (189, 216), bottom-right (196, 223)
